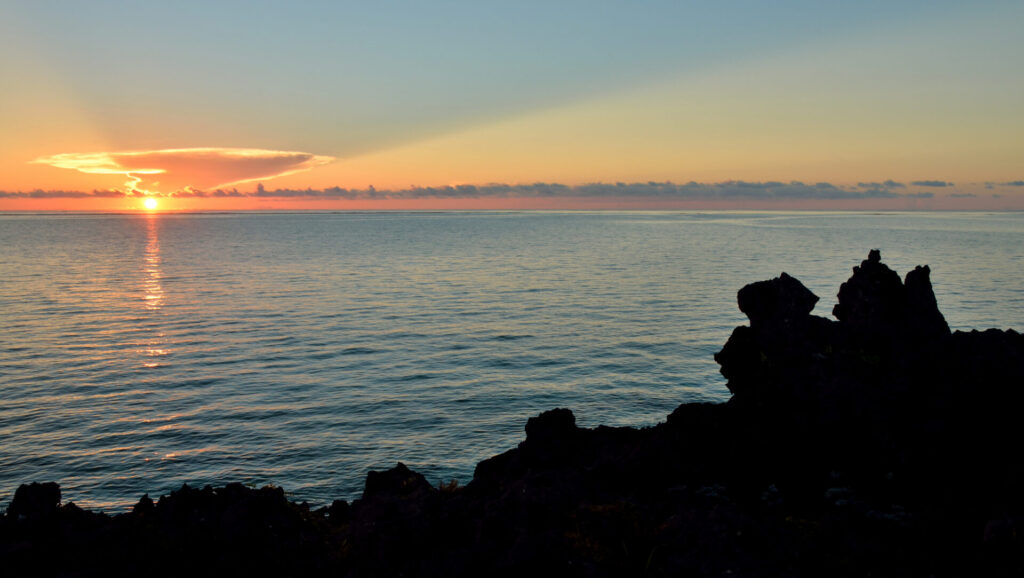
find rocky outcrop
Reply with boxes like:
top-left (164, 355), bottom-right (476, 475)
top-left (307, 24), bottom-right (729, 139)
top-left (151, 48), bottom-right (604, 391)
top-left (5, 482), bottom-right (61, 521)
top-left (4, 252), bottom-right (1023, 577)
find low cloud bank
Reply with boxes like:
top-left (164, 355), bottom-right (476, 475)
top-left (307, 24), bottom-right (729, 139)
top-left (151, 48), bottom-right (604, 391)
top-left (0, 179), bottom-right (987, 201)
top-left (161, 179), bottom-right (939, 200)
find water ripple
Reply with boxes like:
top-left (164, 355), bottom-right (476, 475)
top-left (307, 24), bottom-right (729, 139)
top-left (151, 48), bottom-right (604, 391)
top-left (1, 211), bottom-right (1023, 509)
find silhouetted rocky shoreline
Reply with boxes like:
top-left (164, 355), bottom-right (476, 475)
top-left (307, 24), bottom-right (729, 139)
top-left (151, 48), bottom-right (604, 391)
top-left (4, 251), bottom-right (1023, 576)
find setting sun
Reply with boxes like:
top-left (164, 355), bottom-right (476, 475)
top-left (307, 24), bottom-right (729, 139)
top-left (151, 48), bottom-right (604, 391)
top-left (143, 197), bottom-right (159, 211)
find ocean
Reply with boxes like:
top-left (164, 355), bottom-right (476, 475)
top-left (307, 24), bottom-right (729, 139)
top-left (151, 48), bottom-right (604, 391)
top-left (1, 211), bottom-right (1022, 510)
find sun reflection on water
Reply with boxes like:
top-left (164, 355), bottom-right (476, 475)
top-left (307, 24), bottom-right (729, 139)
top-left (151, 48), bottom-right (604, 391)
top-left (140, 215), bottom-right (168, 367)
top-left (143, 216), bottom-right (163, 310)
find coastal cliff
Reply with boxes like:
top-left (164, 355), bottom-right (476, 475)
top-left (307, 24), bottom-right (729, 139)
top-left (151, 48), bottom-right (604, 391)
top-left (4, 251), bottom-right (1023, 576)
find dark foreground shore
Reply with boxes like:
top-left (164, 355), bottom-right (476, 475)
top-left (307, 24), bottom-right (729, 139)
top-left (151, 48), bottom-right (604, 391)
top-left (4, 251), bottom-right (1023, 577)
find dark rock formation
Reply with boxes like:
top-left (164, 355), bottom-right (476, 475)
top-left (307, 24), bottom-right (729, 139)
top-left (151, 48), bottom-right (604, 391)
top-left (4, 252), bottom-right (1023, 577)
top-left (362, 461), bottom-right (432, 499)
top-left (6, 482), bottom-right (61, 521)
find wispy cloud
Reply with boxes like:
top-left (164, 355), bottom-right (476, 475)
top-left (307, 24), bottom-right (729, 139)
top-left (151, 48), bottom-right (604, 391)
top-left (910, 180), bottom-right (952, 187)
top-left (32, 148), bottom-right (334, 194)
top-left (1003, 181), bottom-right (1024, 187)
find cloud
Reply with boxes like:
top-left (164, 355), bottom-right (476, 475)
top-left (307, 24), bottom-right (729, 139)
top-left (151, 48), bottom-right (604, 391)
top-left (1003, 181), bottom-right (1024, 187)
top-left (32, 147), bottom-right (334, 194)
top-left (950, 193), bottom-right (977, 198)
top-left (857, 180), bottom-right (905, 189)
top-left (1, 180), bottom-right (948, 201)
top-left (182, 180), bottom-right (917, 201)
top-left (0, 189), bottom-right (128, 199)
top-left (910, 180), bottom-right (952, 187)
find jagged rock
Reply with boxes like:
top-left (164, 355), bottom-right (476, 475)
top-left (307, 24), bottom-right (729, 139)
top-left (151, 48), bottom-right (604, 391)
top-left (903, 265), bottom-right (950, 341)
top-left (6, 482), bottom-right (61, 520)
top-left (524, 407), bottom-right (576, 444)
top-left (713, 325), bottom-right (767, 397)
top-left (132, 493), bottom-right (155, 516)
top-left (719, 251), bottom-right (955, 401)
top-left (715, 271), bottom-right (833, 399)
top-left (363, 462), bottom-right (433, 499)
top-left (325, 499), bottom-right (350, 524)
top-left (829, 250), bottom-right (953, 354)
top-left (833, 249), bottom-right (903, 326)
top-left (737, 271), bottom-right (819, 329)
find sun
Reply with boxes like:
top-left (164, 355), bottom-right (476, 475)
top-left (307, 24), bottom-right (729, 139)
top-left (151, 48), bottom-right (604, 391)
top-left (143, 197), bottom-right (159, 211)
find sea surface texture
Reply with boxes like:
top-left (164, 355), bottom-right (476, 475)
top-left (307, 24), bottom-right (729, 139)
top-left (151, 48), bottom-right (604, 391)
top-left (2, 211), bottom-right (1022, 510)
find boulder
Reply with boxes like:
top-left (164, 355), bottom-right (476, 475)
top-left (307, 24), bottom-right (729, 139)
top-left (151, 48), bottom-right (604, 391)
top-left (737, 272), bottom-right (819, 330)
top-left (524, 407), bottom-right (576, 443)
top-left (6, 482), bottom-right (61, 520)
top-left (363, 462), bottom-right (433, 499)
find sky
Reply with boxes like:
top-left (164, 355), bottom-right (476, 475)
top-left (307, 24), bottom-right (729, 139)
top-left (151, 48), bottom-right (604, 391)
top-left (1, 0), bottom-right (1022, 211)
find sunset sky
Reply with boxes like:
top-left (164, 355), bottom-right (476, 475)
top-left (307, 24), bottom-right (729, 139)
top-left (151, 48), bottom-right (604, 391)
top-left (2, 0), bottom-right (1022, 211)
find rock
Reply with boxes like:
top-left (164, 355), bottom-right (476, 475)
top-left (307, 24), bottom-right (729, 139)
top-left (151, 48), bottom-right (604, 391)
top-left (737, 272), bottom-right (819, 330)
top-left (833, 250), bottom-right (903, 324)
top-left (325, 499), bottom-right (351, 524)
top-left (518, 407), bottom-right (582, 468)
top-left (715, 271), bottom-right (833, 400)
top-left (6, 482), bottom-right (61, 520)
top-left (903, 265), bottom-right (950, 341)
top-left (132, 493), bottom-right (155, 516)
top-left (712, 325), bottom-right (763, 396)
top-left (524, 407), bottom-right (576, 443)
top-left (827, 253), bottom-right (952, 364)
top-left (363, 462), bottom-right (433, 499)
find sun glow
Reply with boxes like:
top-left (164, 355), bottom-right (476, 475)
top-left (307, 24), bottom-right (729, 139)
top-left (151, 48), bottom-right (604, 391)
top-left (30, 148), bottom-right (335, 195)
top-left (143, 197), bottom-right (159, 211)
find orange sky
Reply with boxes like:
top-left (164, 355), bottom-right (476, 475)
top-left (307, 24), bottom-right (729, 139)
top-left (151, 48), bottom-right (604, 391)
top-left (1, 2), bottom-right (1022, 211)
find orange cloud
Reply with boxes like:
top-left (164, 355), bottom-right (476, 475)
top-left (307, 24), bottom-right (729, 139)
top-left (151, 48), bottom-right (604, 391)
top-left (32, 147), bottom-right (334, 194)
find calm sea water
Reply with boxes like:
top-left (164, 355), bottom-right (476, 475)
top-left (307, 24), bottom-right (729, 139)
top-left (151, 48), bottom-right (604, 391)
top-left (2, 211), bottom-right (1023, 510)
